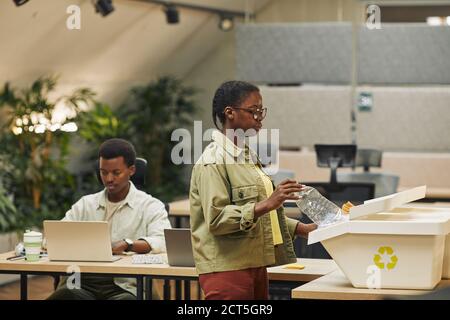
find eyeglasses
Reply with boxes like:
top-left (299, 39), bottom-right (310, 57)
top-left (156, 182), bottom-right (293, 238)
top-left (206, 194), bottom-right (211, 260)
top-left (230, 106), bottom-right (267, 120)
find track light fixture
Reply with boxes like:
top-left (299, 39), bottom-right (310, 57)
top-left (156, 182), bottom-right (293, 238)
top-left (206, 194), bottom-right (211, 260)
top-left (13, 0), bottom-right (29, 6)
top-left (218, 15), bottom-right (234, 32)
top-left (94, 0), bottom-right (114, 17)
top-left (145, 0), bottom-right (252, 31)
top-left (164, 5), bottom-right (179, 24)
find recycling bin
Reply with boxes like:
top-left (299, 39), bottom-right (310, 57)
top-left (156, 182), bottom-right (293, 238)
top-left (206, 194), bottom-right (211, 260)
top-left (308, 186), bottom-right (450, 290)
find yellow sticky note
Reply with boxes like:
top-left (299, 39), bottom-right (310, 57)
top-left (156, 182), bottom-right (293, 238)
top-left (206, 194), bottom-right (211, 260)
top-left (283, 263), bottom-right (305, 270)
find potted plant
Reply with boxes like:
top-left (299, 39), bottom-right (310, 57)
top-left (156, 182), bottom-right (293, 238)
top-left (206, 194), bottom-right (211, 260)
top-left (0, 76), bottom-right (95, 230)
top-left (120, 76), bottom-right (198, 201)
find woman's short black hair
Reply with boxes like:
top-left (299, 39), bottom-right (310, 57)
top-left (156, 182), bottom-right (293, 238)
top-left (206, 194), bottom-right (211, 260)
top-left (212, 80), bottom-right (259, 129)
top-left (98, 138), bottom-right (136, 167)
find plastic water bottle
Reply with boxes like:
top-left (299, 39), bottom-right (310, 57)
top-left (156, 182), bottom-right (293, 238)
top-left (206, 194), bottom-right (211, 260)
top-left (295, 186), bottom-right (345, 227)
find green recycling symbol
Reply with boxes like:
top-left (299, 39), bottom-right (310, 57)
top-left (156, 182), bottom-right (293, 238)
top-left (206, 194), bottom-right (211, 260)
top-left (373, 246), bottom-right (398, 270)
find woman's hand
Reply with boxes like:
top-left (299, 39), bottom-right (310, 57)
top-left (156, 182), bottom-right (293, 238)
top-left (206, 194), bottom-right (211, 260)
top-left (254, 179), bottom-right (305, 218)
top-left (296, 222), bottom-right (318, 239)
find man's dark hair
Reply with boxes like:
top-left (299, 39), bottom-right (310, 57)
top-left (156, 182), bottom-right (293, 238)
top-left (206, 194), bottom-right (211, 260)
top-left (98, 138), bottom-right (136, 167)
top-left (212, 80), bottom-right (260, 129)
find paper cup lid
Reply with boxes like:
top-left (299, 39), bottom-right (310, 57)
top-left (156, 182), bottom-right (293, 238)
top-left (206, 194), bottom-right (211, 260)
top-left (24, 230), bottom-right (42, 237)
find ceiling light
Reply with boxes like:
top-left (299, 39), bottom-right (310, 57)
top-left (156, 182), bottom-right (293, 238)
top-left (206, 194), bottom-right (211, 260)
top-left (427, 16), bottom-right (443, 26)
top-left (219, 15), bottom-right (234, 32)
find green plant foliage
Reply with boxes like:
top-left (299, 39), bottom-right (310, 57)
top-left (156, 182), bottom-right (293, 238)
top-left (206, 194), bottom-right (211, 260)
top-left (0, 76), bottom-right (95, 230)
top-left (77, 102), bottom-right (133, 143)
top-left (119, 76), bottom-right (198, 201)
top-left (0, 75), bottom-right (198, 232)
top-left (0, 186), bottom-right (16, 233)
top-left (0, 155), bottom-right (17, 232)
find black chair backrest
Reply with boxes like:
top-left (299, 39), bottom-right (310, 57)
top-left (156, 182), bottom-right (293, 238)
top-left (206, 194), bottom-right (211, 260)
top-left (95, 157), bottom-right (147, 191)
top-left (314, 144), bottom-right (357, 168)
top-left (314, 144), bottom-right (357, 184)
top-left (301, 182), bottom-right (375, 207)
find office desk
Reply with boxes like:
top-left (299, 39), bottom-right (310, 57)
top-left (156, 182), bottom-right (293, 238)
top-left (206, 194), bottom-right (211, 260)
top-left (267, 258), bottom-right (337, 282)
top-left (292, 269), bottom-right (450, 300)
top-left (0, 252), bottom-right (196, 300)
top-left (268, 258), bottom-right (337, 299)
top-left (0, 251), bottom-right (335, 300)
top-left (168, 199), bottom-right (302, 227)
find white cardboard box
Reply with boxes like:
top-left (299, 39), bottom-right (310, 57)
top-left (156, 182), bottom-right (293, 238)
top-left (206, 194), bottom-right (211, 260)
top-left (308, 186), bottom-right (450, 290)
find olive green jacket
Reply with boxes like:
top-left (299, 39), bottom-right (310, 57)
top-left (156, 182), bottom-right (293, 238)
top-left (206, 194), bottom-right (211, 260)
top-left (189, 130), bottom-right (298, 275)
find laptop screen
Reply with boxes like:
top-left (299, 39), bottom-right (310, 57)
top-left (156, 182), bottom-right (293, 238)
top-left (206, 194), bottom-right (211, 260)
top-left (164, 228), bottom-right (195, 267)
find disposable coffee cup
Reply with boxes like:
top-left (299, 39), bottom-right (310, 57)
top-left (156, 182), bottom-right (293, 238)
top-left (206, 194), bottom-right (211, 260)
top-left (23, 230), bottom-right (42, 262)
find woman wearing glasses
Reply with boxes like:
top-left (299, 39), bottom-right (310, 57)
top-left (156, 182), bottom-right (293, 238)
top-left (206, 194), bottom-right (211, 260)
top-left (189, 81), bottom-right (317, 300)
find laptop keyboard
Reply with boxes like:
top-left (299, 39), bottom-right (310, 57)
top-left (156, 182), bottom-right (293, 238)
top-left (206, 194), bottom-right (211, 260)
top-left (132, 254), bottom-right (167, 264)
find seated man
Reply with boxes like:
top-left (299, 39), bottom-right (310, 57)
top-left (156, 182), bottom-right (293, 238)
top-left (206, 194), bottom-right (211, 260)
top-left (47, 138), bottom-right (172, 300)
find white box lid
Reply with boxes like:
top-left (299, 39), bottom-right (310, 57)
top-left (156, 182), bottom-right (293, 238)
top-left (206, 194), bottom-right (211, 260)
top-left (349, 185), bottom-right (427, 220)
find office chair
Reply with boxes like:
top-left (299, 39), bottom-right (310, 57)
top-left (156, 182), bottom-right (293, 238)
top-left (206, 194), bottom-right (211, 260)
top-left (95, 157), bottom-right (147, 191)
top-left (314, 144), bottom-right (357, 185)
top-left (294, 181), bottom-right (375, 259)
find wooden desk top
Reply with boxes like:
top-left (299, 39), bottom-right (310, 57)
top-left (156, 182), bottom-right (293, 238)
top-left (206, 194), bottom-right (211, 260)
top-left (267, 258), bottom-right (337, 282)
top-left (0, 252), bottom-right (197, 277)
top-left (292, 269), bottom-right (450, 300)
top-left (0, 252), bottom-right (334, 282)
top-left (168, 199), bottom-right (302, 219)
top-left (168, 199), bottom-right (190, 217)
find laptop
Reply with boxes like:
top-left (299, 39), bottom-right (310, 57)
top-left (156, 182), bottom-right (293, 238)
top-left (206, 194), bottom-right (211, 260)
top-left (44, 220), bottom-right (120, 262)
top-left (164, 228), bottom-right (195, 267)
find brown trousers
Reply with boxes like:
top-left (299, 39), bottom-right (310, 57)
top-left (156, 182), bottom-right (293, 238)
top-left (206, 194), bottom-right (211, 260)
top-left (199, 266), bottom-right (269, 300)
